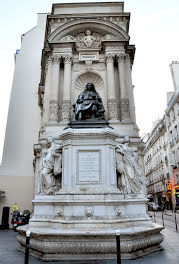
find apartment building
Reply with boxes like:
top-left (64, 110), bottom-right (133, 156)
top-left (144, 61), bottom-right (179, 209)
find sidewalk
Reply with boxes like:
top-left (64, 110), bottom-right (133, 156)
top-left (0, 227), bottom-right (178, 264)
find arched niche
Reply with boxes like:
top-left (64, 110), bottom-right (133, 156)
top-left (73, 72), bottom-right (105, 113)
top-left (48, 19), bottom-right (129, 42)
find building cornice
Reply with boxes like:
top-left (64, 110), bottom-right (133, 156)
top-left (52, 2), bottom-right (125, 14)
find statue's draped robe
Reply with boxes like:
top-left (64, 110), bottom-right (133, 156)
top-left (116, 144), bottom-right (142, 194)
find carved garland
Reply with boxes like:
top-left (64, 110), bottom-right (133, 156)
top-left (120, 98), bottom-right (130, 120)
top-left (49, 100), bottom-right (59, 122)
top-left (61, 100), bottom-right (71, 120)
top-left (107, 99), bottom-right (118, 120)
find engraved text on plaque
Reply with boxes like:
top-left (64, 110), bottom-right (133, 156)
top-left (78, 151), bottom-right (100, 182)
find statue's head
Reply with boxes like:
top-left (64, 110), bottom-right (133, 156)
top-left (47, 136), bottom-right (53, 144)
top-left (85, 29), bottom-right (91, 36)
top-left (85, 82), bottom-right (95, 91)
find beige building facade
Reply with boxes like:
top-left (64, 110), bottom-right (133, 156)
top-left (144, 61), bottom-right (179, 209)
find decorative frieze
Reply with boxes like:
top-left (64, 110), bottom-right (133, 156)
top-left (61, 100), bottom-right (71, 120)
top-left (107, 99), bottom-right (118, 120)
top-left (120, 98), bottom-right (130, 120)
top-left (49, 100), bottom-right (59, 122)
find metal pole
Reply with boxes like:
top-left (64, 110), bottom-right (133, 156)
top-left (174, 209), bottom-right (178, 232)
top-left (154, 210), bottom-right (156, 222)
top-left (25, 230), bottom-right (31, 264)
top-left (162, 210), bottom-right (164, 226)
top-left (116, 230), bottom-right (121, 264)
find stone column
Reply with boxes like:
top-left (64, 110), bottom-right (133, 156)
top-left (49, 55), bottom-right (60, 122)
top-left (118, 53), bottom-right (130, 121)
top-left (62, 55), bottom-right (72, 121)
top-left (43, 57), bottom-right (53, 125)
top-left (125, 54), bottom-right (136, 123)
top-left (106, 54), bottom-right (118, 120)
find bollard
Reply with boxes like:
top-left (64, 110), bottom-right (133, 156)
top-left (162, 210), bottom-right (164, 226)
top-left (153, 210), bottom-right (156, 222)
top-left (174, 210), bottom-right (178, 232)
top-left (25, 230), bottom-right (31, 264)
top-left (116, 229), bottom-right (121, 264)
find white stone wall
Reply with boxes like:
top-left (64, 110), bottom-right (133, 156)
top-left (0, 14), bottom-right (47, 223)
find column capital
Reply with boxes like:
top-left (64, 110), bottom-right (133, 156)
top-left (105, 53), bottom-right (115, 63)
top-left (46, 56), bottom-right (53, 66)
top-left (52, 55), bottom-right (61, 64)
top-left (63, 54), bottom-right (72, 64)
top-left (125, 54), bottom-right (132, 64)
top-left (117, 53), bottom-right (126, 63)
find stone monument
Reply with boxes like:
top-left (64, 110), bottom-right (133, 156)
top-left (17, 2), bottom-right (164, 261)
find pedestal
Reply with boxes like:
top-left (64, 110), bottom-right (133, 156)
top-left (17, 128), bottom-right (164, 260)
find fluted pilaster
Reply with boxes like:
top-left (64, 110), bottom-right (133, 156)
top-left (49, 55), bottom-right (61, 122)
top-left (43, 57), bottom-right (53, 124)
top-left (62, 55), bottom-right (72, 121)
top-left (125, 54), bottom-right (136, 123)
top-left (106, 53), bottom-right (118, 120)
top-left (117, 53), bottom-right (130, 120)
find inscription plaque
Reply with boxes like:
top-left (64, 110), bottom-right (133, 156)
top-left (78, 151), bottom-right (100, 182)
top-left (79, 52), bottom-right (99, 61)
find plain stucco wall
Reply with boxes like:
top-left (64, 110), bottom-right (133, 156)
top-left (0, 13), bottom-right (47, 225)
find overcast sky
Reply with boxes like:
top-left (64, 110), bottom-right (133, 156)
top-left (0, 0), bottom-right (179, 162)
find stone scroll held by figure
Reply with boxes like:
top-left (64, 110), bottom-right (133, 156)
top-left (73, 82), bottom-right (105, 121)
top-left (40, 137), bottom-right (62, 195)
top-left (116, 136), bottom-right (143, 195)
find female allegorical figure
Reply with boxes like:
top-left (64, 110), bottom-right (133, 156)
top-left (116, 136), bottom-right (142, 195)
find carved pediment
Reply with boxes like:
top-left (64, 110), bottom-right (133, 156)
top-left (49, 19), bottom-right (129, 43)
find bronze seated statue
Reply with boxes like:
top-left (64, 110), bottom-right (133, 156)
top-left (73, 82), bottom-right (105, 121)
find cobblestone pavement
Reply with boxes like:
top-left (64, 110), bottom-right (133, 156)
top-left (0, 226), bottom-right (178, 264)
